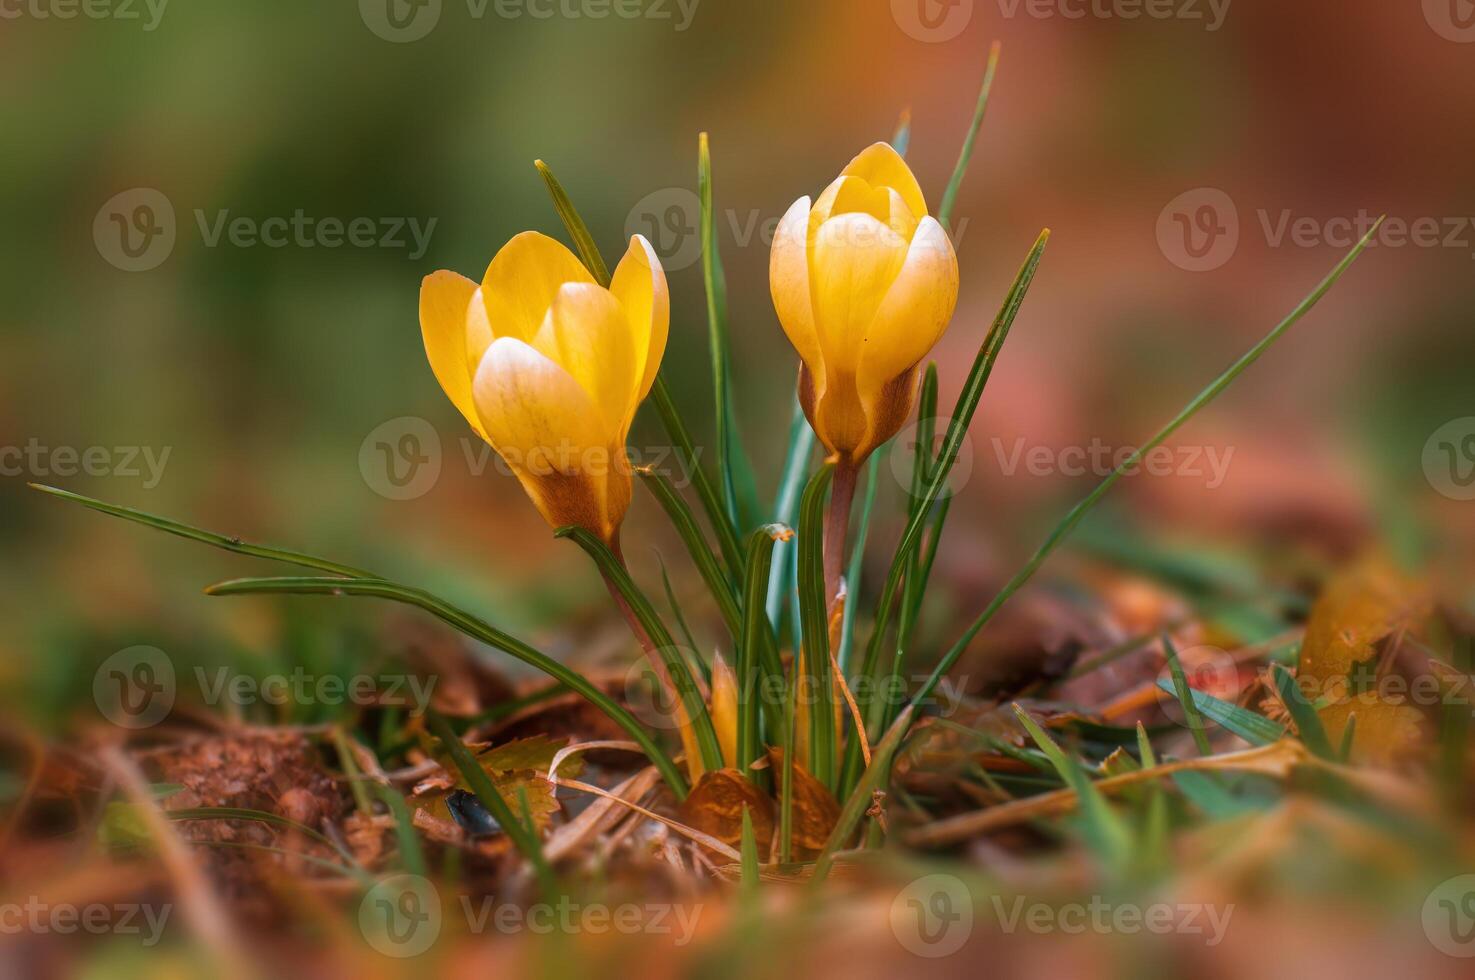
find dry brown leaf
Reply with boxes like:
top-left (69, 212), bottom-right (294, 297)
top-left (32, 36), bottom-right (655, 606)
top-left (677, 768), bottom-right (774, 858)
top-left (1298, 559), bottom-right (1435, 764)
top-left (766, 748), bottom-right (841, 860)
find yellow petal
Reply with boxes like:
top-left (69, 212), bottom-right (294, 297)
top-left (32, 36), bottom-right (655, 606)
top-left (529, 283), bottom-right (638, 440)
top-left (608, 234), bottom-right (669, 401)
top-left (770, 195), bottom-right (824, 374)
top-left (419, 270), bottom-right (483, 437)
top-left (808, 213), bottom-right (910, 377)
top-left (812, 176), bottom-right (919, 243)
top-left (857, 216), bottom-right (960, 397)
top-left (710, 651), bottom-right (738, 768)
top-left (465, 286), bottom-right (493, 370)
top-left (480, 231), bottom-right (593, 343)
top-left (840, 141), bottom-right (929, 220)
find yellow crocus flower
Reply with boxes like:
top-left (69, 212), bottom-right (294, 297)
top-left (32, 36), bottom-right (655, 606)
top-left (419, 231), bottom-right (669, 544)
top-left (769, 142), bottom-right (960, 467)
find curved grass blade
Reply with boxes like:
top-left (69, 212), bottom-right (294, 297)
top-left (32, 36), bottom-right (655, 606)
top-left (811, 706), bottom-right (913, 882)
top-left (534, 159), bottom-right (610, 285)
top-left (1151, 679), bottom-right (1285, 746)
top-left (30, 483), bottom-right (374, 579)
top-left (165, 806), bottom-right (349, 861)
top-left (797, 464), bottom-right (837, 789)
top-left (890, 107), bottom-right (912, 157)
top-left (426, 709), bottom-right (554, 892)
top-left (637, 467), bottom-right (740, 635)
top-left (654, 551), bottom-right (703, 671)
top-left (938, 41), bottom-right (1003, 229)
top-left (649, 378), bottom-right (745, 576)
top-left (842, 230), bottom-right (1049, 793)
top-left (1163, 634), bottom-right (1213, 756)
top-left (531, 159), bottom-right (742, 576)
top-left (737, 524), bottom-right (788, 782)
top-left (374, 784), bottom-right (428, 877)
top-left (909, 222), bottom-right (1384, 716)
top-left (1012, 704), bottom-right (1131, 871)
top-left (766, 397), bottom-right (816, 633)
top-left (556, 526), bottom-right (723, 775)
top-left (1271, 664), bottom-right (1335, 759)
top-left (699, 132), bottom-right (760, 529)
top-left (203, 575), bottom-right (688, 798)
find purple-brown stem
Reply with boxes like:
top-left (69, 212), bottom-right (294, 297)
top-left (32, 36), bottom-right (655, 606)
top-left (823, 458), bottom-right (860, 614)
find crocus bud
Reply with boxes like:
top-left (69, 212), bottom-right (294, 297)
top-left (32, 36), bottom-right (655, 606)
top-left (419, 231), bottom-right (668, 543)
top-left (769, 142), bottom-right (959, 466)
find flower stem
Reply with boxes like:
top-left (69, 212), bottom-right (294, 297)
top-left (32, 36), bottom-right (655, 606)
top-left (823, 458), bottom-right (859, 612)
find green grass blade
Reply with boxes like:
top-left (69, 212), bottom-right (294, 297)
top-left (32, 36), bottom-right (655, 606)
top-left (30, 483), bottom-right (374, 579)
top-left (1012, 705), bottom-right (1131, 870)
top-left (1136, 721), bottom-right (1158, 768)
top-left (797, 464), bottom-right (837, 789)
top-left (648, 377), bottom-right (745, 577)
top-left (375, 784), bottom-right (428, 877)
top-left (556, 526), bottom-right (723, 774)
top-left (426, 709), bottom-right (554, 892)
top-left (534, 159), bottom-right (610, 286)
top-left (740, 806), bottom-right (760, 891)
top-left (165, 806), bottom-right (349, 861)
top-left (766, 397), bottom-right (817, 632)
top-left (1163, 635), bottom-right (1213, 756)
top-left (1151, 679), bottom-right (1285, 746)
top-left (811, 706), bottom-right (914, 882)
top-left (1271, 664), bottom-right (1336, 759)
top-left (837, 454), bottom-right (880, 674)
top-left (738, 525), bottom-right (787, 782)
top-left (909, 221), bottom-right (1385, 714)
top-left (654, 551), bottom-right (703, 670)
top-left (891, 107), bottom-right (912, 157)
top-left (637, 467), bottom-right (741, 635)
top-left (842, 230), bottom-right (1049, 794)
top-left (938, 41), bottom-right (1003, 229)
top-left (204, 575), bottom-right (688, 798)
top-left (699, 132), bottom-right (760, 530)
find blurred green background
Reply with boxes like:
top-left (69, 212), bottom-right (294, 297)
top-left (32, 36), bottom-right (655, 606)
top-left (2, 0), bottom-right (1472, 728)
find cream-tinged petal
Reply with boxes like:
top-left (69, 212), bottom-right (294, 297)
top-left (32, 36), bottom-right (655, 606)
top-left (529, 283), bottom-right (638, 439)
top-left (769, 195), bottom-right (823, 373)
top-left (807, 213), bottom-right (910, 377)
top-left (840, 142), bottom-right (929, 219)
top-left (419, 270), bottom-right (484, 437)
top-left (608, 234), bottom-right (669, 401)
top-left (472, 337), bottom-right (608, 473)
top-left (856, 216), bottom-right (959, 397)
top-left (480, 231), bottom-right (594, 343)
